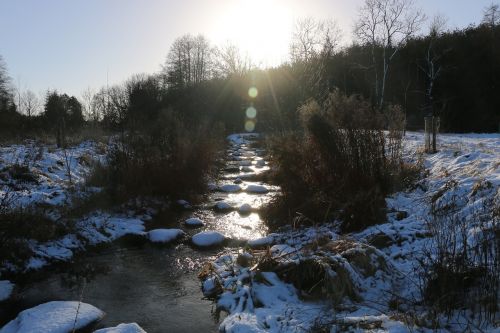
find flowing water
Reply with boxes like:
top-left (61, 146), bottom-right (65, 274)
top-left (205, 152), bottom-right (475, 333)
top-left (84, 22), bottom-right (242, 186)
top-left (1, 134), bottom-right (278, 333)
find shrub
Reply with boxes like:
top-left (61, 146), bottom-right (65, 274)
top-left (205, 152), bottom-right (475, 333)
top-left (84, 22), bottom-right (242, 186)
top-left (264, 90), bottom-right (406, 232)
top-left (90, 109), bottom-right (223, 202)
top-left (0, 207), bottom-right (71, 269)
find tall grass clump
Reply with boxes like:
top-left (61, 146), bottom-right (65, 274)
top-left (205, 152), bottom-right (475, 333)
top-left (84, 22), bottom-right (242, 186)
top-left (419, 195), bottom-right (499, 323)
top-left (265, 90), bottom-right (407, 232)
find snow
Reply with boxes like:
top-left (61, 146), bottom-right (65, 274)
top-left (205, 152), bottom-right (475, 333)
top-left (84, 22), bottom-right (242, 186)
top-left (0, 140), bottom-right (107, 209)
top-left (238, 203), bottom-right (252, 213)
top-left (215, 201), bottom-right (233, 211)
top-left (192, 231), bottom-right (226, 247)
top-left (94, 323), bottom-right (146, 333)
top-left (185, 217), bottom-right (205, 227)
top-left (2, 132), bottom-right (498, 332)
top-left (220, 184), bottom-right (242, 192)
top-left (247, 236), bottom-right (274, 248)
top-left (0, 280), bottom-right (14, 301)
top-left (0, 301), bottom-right (104, 333)
top-left (245, 184), bottom-right (269, 194)
top-left (147, 229), bottom-right (184, 243)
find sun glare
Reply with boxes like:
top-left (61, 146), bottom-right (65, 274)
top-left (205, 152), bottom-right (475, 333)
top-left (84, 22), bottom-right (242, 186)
top-left (212, 0), bottom-right (293, 66)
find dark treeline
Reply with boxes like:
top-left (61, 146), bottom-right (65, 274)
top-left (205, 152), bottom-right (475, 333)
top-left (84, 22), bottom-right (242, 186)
top-left (1, 4), bottom-right (500, 138)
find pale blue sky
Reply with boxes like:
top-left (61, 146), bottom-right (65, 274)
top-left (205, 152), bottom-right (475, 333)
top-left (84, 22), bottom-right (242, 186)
top-left (0, 0), bottom-right (493, 98)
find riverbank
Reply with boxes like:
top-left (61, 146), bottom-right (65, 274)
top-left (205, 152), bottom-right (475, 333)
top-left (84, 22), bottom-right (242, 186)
top-left (199, 132), bottom-right (500, 332)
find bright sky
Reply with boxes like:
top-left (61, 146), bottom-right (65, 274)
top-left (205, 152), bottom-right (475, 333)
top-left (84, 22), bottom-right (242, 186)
top-left (0, 0), bottom-right (493, 98)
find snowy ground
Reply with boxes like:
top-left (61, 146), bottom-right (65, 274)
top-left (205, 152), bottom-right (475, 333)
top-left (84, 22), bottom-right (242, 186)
top-left (0, 140), bottom-right (163, 282)
top-left (200, 132), bottom-right (500, 333)
top-left (1, 132), bottom-right (498, 332)
top-left (0, 140), bottom-right (106, 208)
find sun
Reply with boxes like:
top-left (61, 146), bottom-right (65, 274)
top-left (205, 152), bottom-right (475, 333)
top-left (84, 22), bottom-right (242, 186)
top-left (212, 0), bottom-right (293, 66)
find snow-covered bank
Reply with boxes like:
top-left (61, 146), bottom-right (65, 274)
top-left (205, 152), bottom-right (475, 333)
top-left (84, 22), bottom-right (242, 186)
top-left (201, 132), bottom-right (500, 332)
top-left (0, 140), bottom-right (107, 208)
top-left (0, 140), bottom-right (164, 273)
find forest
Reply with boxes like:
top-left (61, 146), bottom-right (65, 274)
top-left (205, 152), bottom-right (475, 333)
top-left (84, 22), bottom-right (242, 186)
top-left (1, 6), bottom-right (499, 137)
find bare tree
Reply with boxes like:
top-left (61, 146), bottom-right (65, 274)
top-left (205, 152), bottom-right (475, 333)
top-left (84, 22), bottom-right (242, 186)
top-left (419, 15), bottom-right (449, 153)
top-left (420, 14), bottom-right (448, 115)
top-left (290, 17), bottom-right (322, 62)
top-left (354, 0), bottom-right (425, 109)
top-left (81, 87), bottom-right (96, 122)
top-left (214, 42), bottom-right (252, 77)
top-left (0, 55), bottom-right (14, 111)
top-left (21, 90), bottom-right (41, 117)
top-left (163, 34), bottom-right (214, 88)
top-left (320, 19), bottom-right (343, 58)
top-left (482, 3), bottom-right (500, 26)
top-left (290, 17), bottom-right (343, 62)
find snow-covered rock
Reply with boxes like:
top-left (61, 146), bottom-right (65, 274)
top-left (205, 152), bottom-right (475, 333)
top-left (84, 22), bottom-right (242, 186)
top-left (202, 277), bottom-right (220, 297)
top-left (245, 184), bottom-right (269, 194)
top-left (147, 229), bottom-right (184, 243)
top-left (94, 323), bottom-right (146, 333)
top-left (192, 231), bottom-right (225, 247)
top-left (247, 236), bottom-right (274, 248)
top-left (219, 184), bottom-right (242, 192)
top-left (0, 280), bottom-right (14, 301)
top-left (0, 301), bottom-right (104, 333)
top-left (185, 217), bottom-right (205, 227)
top-left (215, 201), bottom-right (233, 211)
top-left (238, 203), bottom-right (252, 214)
top-left (176, 199), bottom-right (192, 209)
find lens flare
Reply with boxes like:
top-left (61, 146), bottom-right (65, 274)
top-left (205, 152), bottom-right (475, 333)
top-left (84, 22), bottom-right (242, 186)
top-left (245, 120), bottom-right (255, 132)
top-left (248, 87), bottom-right (258, 98)
top-left (246, 106), bottom-right (257, 119)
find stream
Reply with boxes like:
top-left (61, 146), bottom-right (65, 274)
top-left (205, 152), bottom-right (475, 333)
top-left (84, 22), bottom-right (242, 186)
top-left (1, 134), bottom-right (279, 332)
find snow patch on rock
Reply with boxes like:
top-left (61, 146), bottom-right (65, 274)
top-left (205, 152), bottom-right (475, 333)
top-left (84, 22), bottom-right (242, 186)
top-left (94, 323), bottom-right (146, 333)
top-left (0, 280), bottom-right (14, 301)
top-left (147, 229), bottom-right (184, 243)
top-left (219, 184), bottom-right (242, 192)
top-left (0, 301), bottom-right (104, 333)
top-left (245, 185), bottom-right (269, 193)
top-left (192, 231), bottom-right (225, 247)
top-left (238, 203), bottom-right (252, 214)
top-left (185, 217), bottom-right (205, 227)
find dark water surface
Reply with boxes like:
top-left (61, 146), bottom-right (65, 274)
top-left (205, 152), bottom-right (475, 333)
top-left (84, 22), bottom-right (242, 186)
top-left (2, 242), bottom-right (222, 332)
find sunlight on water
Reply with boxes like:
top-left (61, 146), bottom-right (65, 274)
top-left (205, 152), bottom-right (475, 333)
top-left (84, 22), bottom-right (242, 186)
top-left (212, 211), bottom-right (267, 240)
